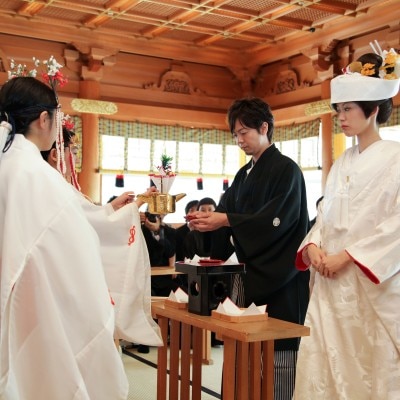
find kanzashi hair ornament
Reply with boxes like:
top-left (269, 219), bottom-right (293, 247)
top-left (369, 40), bottom-right (383, 57)
top-left (62, 114), bottom-right (75, 131)
top-left (61, 114), bottom-right (80, 191)
top-left (368, 40), bottom-right (400, 79)
top-left (55, 109), bottom-right (66, 175)
top-left (331, 44), bottom-right (400, 104)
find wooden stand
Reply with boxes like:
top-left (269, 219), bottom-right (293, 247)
top-left (211, 309), bottom-right (268, 323)
top-left (151, 266), bottom-right (213, 365)
top-left (152, 302), bottom-right (309, 400)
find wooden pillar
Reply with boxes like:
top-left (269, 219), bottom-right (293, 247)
top-left (78, 80), bottom-right (101, 203)
top-left (333, 133), bottom-right (347, 160)
top-left (320, 80), bottom-right (333, 191)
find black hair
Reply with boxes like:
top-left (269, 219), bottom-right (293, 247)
top-left (357, 53), bottom-right (383, 77)
top-left (197, 197), bottom-right (217, 209)
top-left (332, 53), bottom-right (393, 124)
top-left (185, 200), bottom-right (199, 214)
top-left (227, 97), bottom-right (274, 142)
top-left (358, 99), bottom-right (392, 124)
top-left (41, 126), bottom-right (75, 161)
top-left (0, 77), bottom-right (58, 152)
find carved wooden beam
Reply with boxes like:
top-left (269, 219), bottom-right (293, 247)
top-left (229, 66), bottom-right (260, 96)
top-left (302, 40), bottom-right (338, 72)
top-left (69, 45), bottom-right (118, 79)
top-left (304, 100), bottom-right (332, 116)
top-left (71, 99), bottom-right (118, 115)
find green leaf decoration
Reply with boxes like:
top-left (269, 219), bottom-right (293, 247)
top-left (161, 154), bottom-right (173, 171)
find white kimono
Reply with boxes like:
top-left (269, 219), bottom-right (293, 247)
top-left (78, 197), bottom-right (162, 346)
top-left (294, 140), bottom-right (400, 400)
top-left (0, 136), bottom-right (128, 399)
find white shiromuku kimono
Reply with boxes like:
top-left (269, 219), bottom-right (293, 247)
top-left (0, 135), bottom-right (128, 399)
top-left (78, 196), bottom-right (162, 346)
top-left (294, 140), bottom-right (400, 400)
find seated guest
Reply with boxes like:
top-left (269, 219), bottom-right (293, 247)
top-left (141, 211), bottom-right (182, 296)
top-left (175, 199), bottom-right (199, 262)
top-left (183, 197), bottom-right (217, 259)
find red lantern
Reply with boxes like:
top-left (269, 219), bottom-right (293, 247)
top-left (115, 174), bottom-right (124, 187)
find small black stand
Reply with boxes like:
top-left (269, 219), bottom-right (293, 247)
top-left (175, 262), bottom-right (246, 316)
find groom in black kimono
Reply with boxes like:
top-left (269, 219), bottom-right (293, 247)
top-left (190, 97), bottom-right (310, 400)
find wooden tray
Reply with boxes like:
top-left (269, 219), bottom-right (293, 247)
top-left (165, 299), bottom-right (188, 309)
top-left (211, 310), bottom-right (268, 323)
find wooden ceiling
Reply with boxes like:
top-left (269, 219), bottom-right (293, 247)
top-left (0, 0), bottom-right (399, 71)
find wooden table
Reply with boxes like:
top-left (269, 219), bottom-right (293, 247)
top-left (151, 266), bottom-right (183, 276)
top-left (150, 266), bottom-right (213, 365)
top-left (152, 302), bottom-right (309, 400)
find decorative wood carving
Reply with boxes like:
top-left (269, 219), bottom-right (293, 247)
top-left (229, 66), bottom-right (260, 97)
top-left (144, 63), bottom-right (203, 95)
top-left (274, 69), bottom-right (299, 94)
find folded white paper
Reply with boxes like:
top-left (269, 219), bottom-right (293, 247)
top-left (216, 297), bottom-right (266, 316)
top-left (226, 252), bottom-right (238, 263)
top-left (168, 287), bottom-right (188, 303)
top-left (149, 174), bottom-right (176, 194)
top-left (183, 254), bottom-right (201, 264)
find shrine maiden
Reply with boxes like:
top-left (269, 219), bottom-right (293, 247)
top-left (42, 112), bottom-right (162, 348)
top-left (0, 77), bottom-right (128, 399)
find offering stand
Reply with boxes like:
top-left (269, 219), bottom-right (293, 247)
top-left (175, 261), bottom-right (245, 316)
top-left (152, 302), bottom-right (309, 400)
